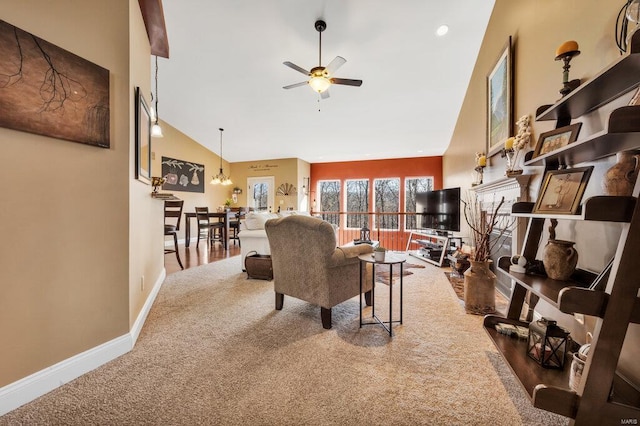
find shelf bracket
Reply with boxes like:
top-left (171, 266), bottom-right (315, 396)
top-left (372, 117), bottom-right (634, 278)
top-left (532, 384), bottom-right (579, 418)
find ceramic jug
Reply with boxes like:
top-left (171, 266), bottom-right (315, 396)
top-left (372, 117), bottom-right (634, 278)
top-left (543, 239), bottom-right (578, 281)
top-left (602, 152), bottom-right (640, 196)
top-left (463, 260), bottom-right (496, 315)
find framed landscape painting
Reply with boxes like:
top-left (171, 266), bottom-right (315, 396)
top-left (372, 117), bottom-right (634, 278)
top-left (487, 36), bottom-right (513, 156)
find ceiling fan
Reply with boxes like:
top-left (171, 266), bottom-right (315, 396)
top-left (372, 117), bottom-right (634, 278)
top-left (283, 20), bottom-right (362, 99)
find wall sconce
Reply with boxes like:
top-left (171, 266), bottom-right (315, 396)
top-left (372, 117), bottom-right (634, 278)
top-left (233, 187), bottom-right (243, 194)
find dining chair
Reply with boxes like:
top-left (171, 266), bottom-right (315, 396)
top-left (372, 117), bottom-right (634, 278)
top-left (164, 200), bottom-right (184, 270)
top-left (228, 207), bottom-right (246, 246)
top-left (195, 207), bottom-right (224, 248)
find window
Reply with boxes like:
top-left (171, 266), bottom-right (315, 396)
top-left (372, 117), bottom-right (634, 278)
top-left (318, 180), bottom-right (340, 226)
top-left (345, 179), bottom-right (369, 228)
top-left (405, 177), bottom-right (434, 229)
top-left (253, 182), bottom-right (269, 211)
top-left (374, 178), bottom-right (400, 229)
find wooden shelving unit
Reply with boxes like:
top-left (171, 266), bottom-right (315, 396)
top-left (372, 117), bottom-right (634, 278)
top-left (484, 31), bottom-right (640, 425)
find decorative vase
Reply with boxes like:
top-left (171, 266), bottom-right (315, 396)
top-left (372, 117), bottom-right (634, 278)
top-left (463, 260), bottom-right (496, 315)
top-left (374, 251), bottom-right (386, 262)
top-left (602, 151), bottom-right (640, 196)
top-left (543, 239), bottom-right (578, 281)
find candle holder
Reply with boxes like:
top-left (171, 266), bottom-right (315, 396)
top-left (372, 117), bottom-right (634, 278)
top-left (555, 42), bottom-right (581, 97)
top-left (527, 317), bottom-right (569, 369)
top-left (472, 165), bottom-right (485, 186)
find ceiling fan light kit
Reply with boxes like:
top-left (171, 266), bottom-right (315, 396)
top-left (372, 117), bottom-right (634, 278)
top-left (283, 19), bottom-right (362, 98)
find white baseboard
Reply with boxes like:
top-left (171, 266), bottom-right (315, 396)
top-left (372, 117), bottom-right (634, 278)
top-left (131, 268), bottom-right (165, 344)
top-left (0, 270), bottom-right (166, 416)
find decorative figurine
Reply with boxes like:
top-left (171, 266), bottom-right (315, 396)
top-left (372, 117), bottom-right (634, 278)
top-left (509, 255), bottom-right (527, 274)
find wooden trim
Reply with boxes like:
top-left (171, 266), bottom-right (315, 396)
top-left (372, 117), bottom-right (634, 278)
top-left (139, 0), bottom-right (170, 58)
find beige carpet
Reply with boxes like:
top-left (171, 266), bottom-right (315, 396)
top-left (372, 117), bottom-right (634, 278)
top-left (0, 257), bottom-right (566, 425)
top-left (375, 262), bottom-right (425, 285)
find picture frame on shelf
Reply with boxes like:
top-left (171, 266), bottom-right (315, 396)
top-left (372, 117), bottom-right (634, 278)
top-left (487, 36), bottom-right (513, 157)
top-left (135, 86), bottom-right (152, 184)
top-left (532, 166), bottom-right (594, 215)
top-left (532, 123), bottom-right (582, 158)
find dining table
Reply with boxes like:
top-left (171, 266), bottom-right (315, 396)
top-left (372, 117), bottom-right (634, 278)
top-left (184, 210), bottom-right (234, 249)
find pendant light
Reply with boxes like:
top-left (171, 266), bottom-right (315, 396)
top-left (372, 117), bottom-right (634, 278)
top-left (210, 128), bottom-right (232, 185)
top-left (151, 56), bottom-right (163, 138)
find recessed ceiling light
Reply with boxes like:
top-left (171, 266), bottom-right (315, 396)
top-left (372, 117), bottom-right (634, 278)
top-left (436, 25), bottom-right (449, 37)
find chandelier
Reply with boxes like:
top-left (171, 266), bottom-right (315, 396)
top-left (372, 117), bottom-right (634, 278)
top-left (210, 128), bottom-right (232, 185)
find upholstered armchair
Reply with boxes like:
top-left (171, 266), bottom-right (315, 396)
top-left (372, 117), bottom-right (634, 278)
top-left (264, 215), bottom-right (374, 329)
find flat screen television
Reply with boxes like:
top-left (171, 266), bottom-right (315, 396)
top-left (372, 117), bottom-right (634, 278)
top-left (415, 187), bottom-right (461, 232)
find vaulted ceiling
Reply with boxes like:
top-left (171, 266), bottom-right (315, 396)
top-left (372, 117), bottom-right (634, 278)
top-left (155, 1), bottom-right (495, 163)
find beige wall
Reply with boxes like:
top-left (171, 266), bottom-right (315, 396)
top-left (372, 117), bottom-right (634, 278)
top-left (0, 0), bottom-right (141, 386)
top-left (230, 158), bottom-right (310, 212)
top-left (151, 120), bottom-right (231, 243)
top-left (444, 0), bottom-right (638, 380)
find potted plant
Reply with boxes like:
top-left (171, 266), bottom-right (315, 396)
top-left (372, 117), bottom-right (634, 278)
top-left (374, 246), bottom-right (386, 262)
top-left (461, 193), bottom-right (512, 314)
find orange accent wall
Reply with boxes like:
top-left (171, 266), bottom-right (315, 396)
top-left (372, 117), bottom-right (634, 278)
top-left (310, 156), bottom-right (443, 207)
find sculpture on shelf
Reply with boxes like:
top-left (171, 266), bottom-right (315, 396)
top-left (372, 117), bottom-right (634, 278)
top-left (151, 176), bottom-right (166, 193)
top-left (602, 151), bottom-right (640, 196)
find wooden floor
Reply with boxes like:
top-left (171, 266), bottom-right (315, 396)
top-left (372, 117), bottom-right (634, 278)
top-left (164, 239), bottom-right (241, 275)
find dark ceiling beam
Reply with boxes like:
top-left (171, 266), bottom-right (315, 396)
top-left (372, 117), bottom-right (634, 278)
top-left (139, 0), bottom-right (169, 58)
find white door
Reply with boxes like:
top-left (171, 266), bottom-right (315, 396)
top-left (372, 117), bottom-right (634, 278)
top-left (247, 176), bottom-right (275, 212)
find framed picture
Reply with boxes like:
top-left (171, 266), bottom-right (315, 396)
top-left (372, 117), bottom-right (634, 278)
top-left (135, 86), bottom-right (151, 184)
top-left (487, 36), bottom-right (513, 156)
top-left (0, 19), bottom-right (110, 147)
top-left (533, 166), bottom-right (594, 215)
top-left (629, 86), bottom-right (640, 106)
top-left (532, 123), bottom-right (582, 158)
top-left (161, 156), bottom-right (205, 193)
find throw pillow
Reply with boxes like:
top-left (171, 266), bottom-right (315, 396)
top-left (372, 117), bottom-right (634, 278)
top-left (244, 212), bottom-right (279, 230)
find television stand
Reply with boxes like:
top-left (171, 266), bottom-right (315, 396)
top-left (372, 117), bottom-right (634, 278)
top-left (405, 231), bottom-right (452, 267)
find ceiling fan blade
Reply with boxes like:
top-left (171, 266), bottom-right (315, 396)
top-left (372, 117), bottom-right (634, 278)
top-left (325, 56), bottom-right (346, 75)
top-left (283, 61), bottom-right (310, 75)
top-left (320, 89), bottom-right (330, 100)
top-left (283, 81), bottom-right (309, 89)
top-left (330, 78), bottom-right (363, 87)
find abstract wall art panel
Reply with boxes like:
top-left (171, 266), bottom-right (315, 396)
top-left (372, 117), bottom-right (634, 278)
top-left (0, 19), bottom-right (110, 148)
